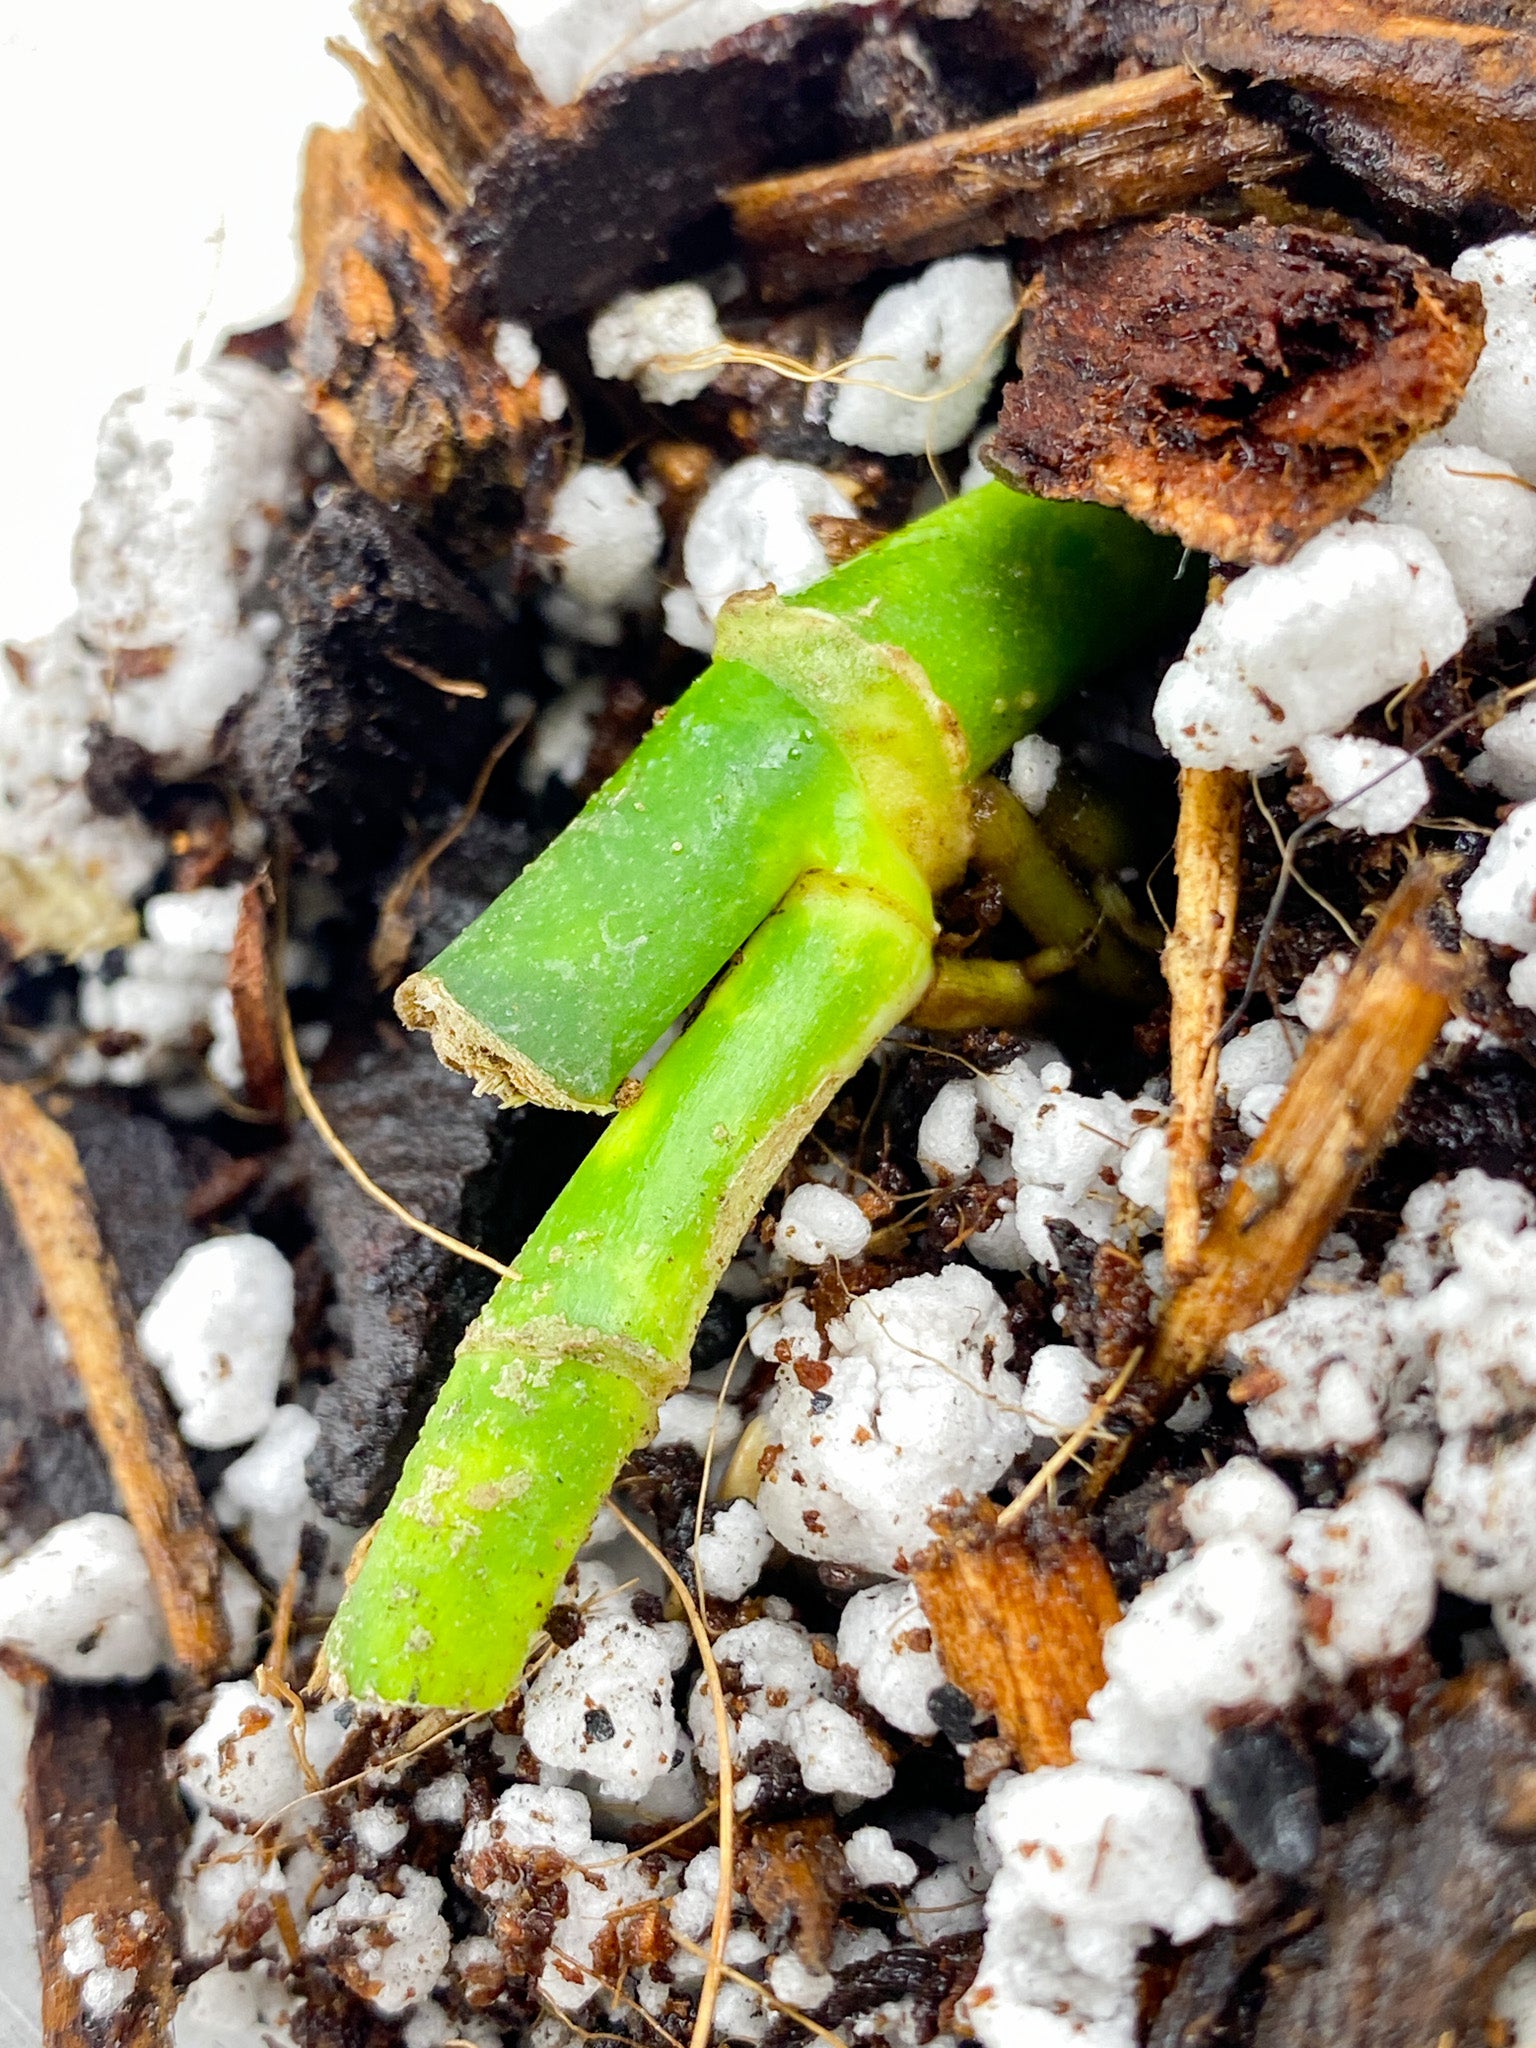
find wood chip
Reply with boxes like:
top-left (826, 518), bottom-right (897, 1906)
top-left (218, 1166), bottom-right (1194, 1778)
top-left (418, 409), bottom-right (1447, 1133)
top-left (986, 214), bottom-right (1485, 564)
top-left (228, 881), bottom-right (285, 1120)
top-left (1162, 766), bottom-right (1245, 1282)
top-left (737, 1814), bottom-right (852, 1971)
top-left (292, 112), bottom-right (559, 541)
top-left (338, 0), bottom-right (535, 212)
top-left (0, 1088), bottom-right (229, 1683)
top-left (728, 66), bottom-right (1297, 302)
top-left (912, 1499), bottom-right (1120, 1771)
top-left (1125, 0), bottom-right (1536, 224)
top-left (27, 1682), bottom-right (187, 2048)
top-left (1087, 859), bottom-right (1466, 1499)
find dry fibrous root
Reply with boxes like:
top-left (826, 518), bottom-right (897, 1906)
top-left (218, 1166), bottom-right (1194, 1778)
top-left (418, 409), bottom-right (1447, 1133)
top-left (1090, 858), bottom-right (1467, 1498)
top-left (985, 212), bottom-right (1486, 563)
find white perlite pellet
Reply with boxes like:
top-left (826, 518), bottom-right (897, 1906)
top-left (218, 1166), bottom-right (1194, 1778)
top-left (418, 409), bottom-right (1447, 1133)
top-left (0, 1514), bottom-right (168, 1683)
top-left (589, 283), bottom-right (723, 404)
top-left (1301, 734), bottom-right (1429, 835)
top-left (777, 1183), bottom-right (871, 1264)
top-left (829, 256), bottom-right (1015, 457)
top-left (1444, 235), bottom-right (1536, 483)
top-left (1153, 521), bottom-right (1466, 772)
top-left (72, 361), bottom-right (306, 771)
top-left (669, 455), bottom-right (850, 650)
top-left (138, 1235), bottom-right (294, 1449)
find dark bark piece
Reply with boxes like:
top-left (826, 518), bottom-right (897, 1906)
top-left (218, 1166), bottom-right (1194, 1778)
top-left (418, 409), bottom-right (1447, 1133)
top-left (233, 485), bottom-right (514, 871)
top-left (1121, 0), bottom-right (1536, 226)
top-left (448, 10), bottom-right (881, 323)
top-left (292, 114), bottom-right (562, 550)
top-left (730, 66), bottom-right (1297, 303)
top-left (0, 1202), bottom-right (115, 1546)
top-left (353, 1), bottom-right (1103, 327)
top-left (27, 1683), bottom-right (187, 2048)
top-left (1251, 1666), bottom-right (1536, 2048)
top-left (1205, 1723), bottom-right (1322, 1877)
top-left (300, 1039), bottom-right (594, 1523)
top-left (63, 1100), bottom-right (196, 1316)
top-left (987, 214), bottom-right (1484, 565)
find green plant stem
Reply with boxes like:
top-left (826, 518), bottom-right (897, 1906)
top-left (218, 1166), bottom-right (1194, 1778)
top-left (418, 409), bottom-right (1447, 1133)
top-left (399, 485), bottom-right (1191, 1111)
top-left (326, 872), bottom-right (932, 1707)
top-left (969, 776), bottom-right (1160, 1008)
top-left (328, 487), bottom-right (1198, 1706)
top-left (908, 955), bottom-right (1051, 1031)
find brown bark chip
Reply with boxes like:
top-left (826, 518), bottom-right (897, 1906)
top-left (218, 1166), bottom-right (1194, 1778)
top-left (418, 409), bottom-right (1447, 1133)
top-left (27, 1684), bottom-right (188, 2048)
top-left (0, 1089), bottom-right (229, 1682)
top-left (986, 214), bottom-right (1484, 565)
top-left (737, 1813), bottom-right (853, 1971)
top-left (1121, 0), bottom-right (1536, 226)
top-left (227, 882), bottom-right (285, 1121)
top-left (912, 1500), bottom-right (1120, 1772)
top-left (730, 66), bottom-right (1296, 303)
top-left (292, 114), bottom-right (559, 540)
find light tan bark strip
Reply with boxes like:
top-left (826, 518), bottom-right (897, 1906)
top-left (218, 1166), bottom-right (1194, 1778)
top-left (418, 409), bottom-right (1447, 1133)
top-left (1088, 858), bottom-right (1465, 1501)
top-left (1161, 766), bottom-right (1246, 1283)
top-left (728, 66), bottom-right (1298, 302)
top-left (0, 1087), bottom-right (229, 1682)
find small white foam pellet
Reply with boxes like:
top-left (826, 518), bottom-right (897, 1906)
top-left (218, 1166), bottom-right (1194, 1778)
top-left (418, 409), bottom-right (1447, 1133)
top-left (589, 283), bottom-right (723, 404)
top-left (1007, 733), bottom-right (1061, 816)
top-left (777, 1183), bottom-right (871, 1265)
top-left (829, 256), bottom-right (1014, 457)
top-left (138, 1235), bottom-right (294, 1449)
top-left (1153, 522), bottom-right (1466, 772)
top-left (1301, 733), bottom-right (1429, 835)
top-left (0, 1514), bottom-right (168, 1683)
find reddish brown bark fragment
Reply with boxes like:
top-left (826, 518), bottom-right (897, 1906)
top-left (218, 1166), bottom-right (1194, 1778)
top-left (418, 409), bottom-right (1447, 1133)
top-left (1123, 0), bottom-right (1536, 225)
top-left (987, 214), bottom-right (1484, 564)
top-left (27, 1684), bottom-right (187, 2048)
top-left (912, 1500), bottom-right (1120, 1772)
top-left (228, 883), bottom-right (285, 1120)
top-left (737, 1813), bottom-right (853, 1971)
top-left (730, 66), bottom-right (1296, 303)
top-left (292, 114), bottom-right (560, 546)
